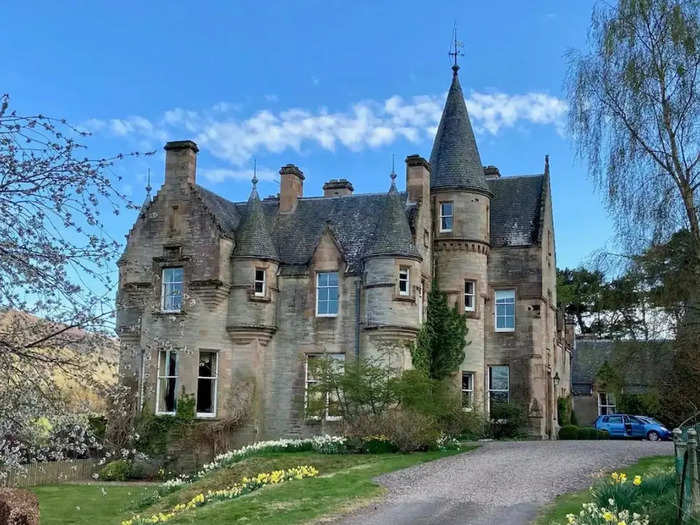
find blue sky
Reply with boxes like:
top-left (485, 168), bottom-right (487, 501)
top-left (2, 0), bottom-right (615, 270)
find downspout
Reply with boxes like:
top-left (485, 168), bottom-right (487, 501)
top-left (354, 278), bottom-right (361, 360)
top-left (138, 347), bottom-right (146, 412)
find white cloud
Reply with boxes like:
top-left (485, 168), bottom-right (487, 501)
top-left (200, 167), bottom-right (278, 183)
top-left (86, 89), bottom-right (568, 169)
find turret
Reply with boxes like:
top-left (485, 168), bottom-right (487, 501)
top-left (227, 174), bottom-right (278, 341)
top-left (430, 61), bottom-right (490, 410)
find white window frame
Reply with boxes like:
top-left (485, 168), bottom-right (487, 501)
top-left (304, 353), bottom-right (345, 421)
top-left (488, 365), bottom-right (510, 405)
top-left (598, 391), bottom-right (616, 416)
top-left (155, 349), bottom-right (178, 415)
top-left (398, 267), bottom-right (410, 296)
top-left (439, 201), bottom-right (454, 232)
top-left (196, 351), bottom-right (218, 418)
top-left (316, 271), bottom-right (339, 317)
top-left (254, 268), bottom-right (266, 297)
top-left (495, 289), bottom-right (516, 332)
top-left (461, 371), bottom-right (474, 410)
top-left (161, 267), bottom-right (184, 313)
top-left (464, 280), bottom-right (476, 312)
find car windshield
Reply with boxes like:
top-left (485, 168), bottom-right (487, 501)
top-left (639, 417), bottom-right (662, 425)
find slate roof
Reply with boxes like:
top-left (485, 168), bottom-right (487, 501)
top-left (195, 170), bottom-right (546, 270)
top-left (429, 68), bottom-right (490, 194)
top-left (488, 175), bottom-right (545, 247)
top-left (366, 181), bottom-right (421, 260)
top-left (233, 186), bottom-right (279, 260)
top-left (572, 339), bottom-right (673, 395)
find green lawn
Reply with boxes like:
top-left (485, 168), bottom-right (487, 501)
top-left (32, 484), bottom-right (155, 525)
top-left (535, 455), bottom-right (675, 525)
top-left (34, 447), bottom-right (476, 524)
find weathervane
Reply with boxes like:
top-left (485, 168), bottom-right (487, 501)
top-left (252, 157), bottom-right (258, 187)
top-left (390, 153), bottom-right (397, 182)
top-left (449, 23), bottom-right (464, 73)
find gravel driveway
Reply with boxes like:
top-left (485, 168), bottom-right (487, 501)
top-left (333, 440), bottom-right (673, 525)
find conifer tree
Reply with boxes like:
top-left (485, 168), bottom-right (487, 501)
top-left (411, 280), bottom-right (468, 380)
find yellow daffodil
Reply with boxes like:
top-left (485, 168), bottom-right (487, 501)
top-left (611, 472), bottom-right (619, 481)
top-left (603, 511), bottom-right (614, 521)
top-left (633, 475), bottom-right (642, 486)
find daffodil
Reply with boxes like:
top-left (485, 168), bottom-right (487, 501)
top-left (633, 475), bottom-right (642, 486)
top-left (603, 511), bottom-right (614, 521)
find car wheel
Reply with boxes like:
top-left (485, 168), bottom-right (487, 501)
top-left (647, 430), bottom-right (660, 441)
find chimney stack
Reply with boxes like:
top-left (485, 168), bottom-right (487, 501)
top-left (322, 179), bottom-right (354, 197)
top-left (164, 140), bottom-right (199, 188)
top-left (484, 165), bottom-right (500, 180)
top-left (405, 155), bottom-right (430, 203)
top-left (279, 164), bottom-right (304, 213)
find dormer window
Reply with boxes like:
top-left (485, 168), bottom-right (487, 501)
top-left (254, 268), bottom-right (266, 297)
top-left (440, 202), bottom-right (453, 232)
top-left (398, 267), bottom-right (410, 296)
top-left (162, 267), bottom-right (184, 312)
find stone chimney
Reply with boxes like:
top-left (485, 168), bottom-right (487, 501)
top-left (279, 164), bottom-right (304, 213)
top-left (405, 155), bottom-right (430, 203)
top-left (322, 179), bottom-right (354, 197)
top-left (164, 140), bottom-right (199, 188)
top-left (484, 165), bottom-right (500, 180)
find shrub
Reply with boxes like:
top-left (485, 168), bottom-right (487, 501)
top-left (557, 396), bottom-right (573, 426)
top-left (344, 410), bottom-right (439, 452)
top-left (362, 436), bottom-right (399, 454)
top-left (0, 488), bottom-right (39, 525)
top-left (570, 409), bottom-right (578, 426)
top-left (558, 425), bottom-right (580, 440)
top-left (576, 427), bottom-right (600, 439)
top-left (489, 402), bottom-right (525, 439)
top-left (99, 459), bottom-right (132, 481)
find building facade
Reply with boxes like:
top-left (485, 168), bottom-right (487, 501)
top-left (116, 65), bottom-right (572, 441)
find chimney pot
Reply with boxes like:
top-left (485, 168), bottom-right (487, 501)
top-left (484, 165), bottom-right (500, 179)
top-left (322, 179), bottom-right (354, 197)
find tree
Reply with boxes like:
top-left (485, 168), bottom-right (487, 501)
top-left (0, 94), bottom-right (148, 474)
top-left (410, 281), bottom-right (468, 381)
top-left (566, 0), bottom-right (699, 249)
top-left (557, 267), bottom-right (606, 334)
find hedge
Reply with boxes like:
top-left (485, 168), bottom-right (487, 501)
top-left (558, 425), bottom-right (609, 440)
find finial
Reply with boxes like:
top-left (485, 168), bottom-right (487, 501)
top-left (252, 157), bottom-right (258, 187)
top-left (145, 168), bottom-right (152, 201)
top-left (544, 154), bottom-right (550, 175)
top-left (449, 22), bottom-right (464, 74)
top-left (390, 153), bottom-right (397, 181)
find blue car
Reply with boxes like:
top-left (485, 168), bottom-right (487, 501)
top-left (594, 414), bottom-right (671, 441)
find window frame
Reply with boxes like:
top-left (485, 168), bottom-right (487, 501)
top-left (398, 267), bottom-right (410, 296)
top-left (494, 289), bottom-right (516, 332)
top-left (461, 371), bottom-right (474, 410)
top-left (196, 350), bottom-right (219, 418)
top-left (155, 349), bottom-right (178, 415)
top-left (315, 271), bottom-right (339, 317)
top-left (598, 391), bottom-right (617, 416)
top-left (161, 267), bottom-right (184, 313)
top-left (304, 353), bottom-right (345, 421)
top-left (488, 365), bottom-right (510, 405)
top-left (464, 280), bottom-right (476, 312)
top-left (439, 201), bottom-right (454, 232)
top-left (254, 268), bottom-right (266, 297)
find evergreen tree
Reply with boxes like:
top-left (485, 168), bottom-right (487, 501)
top-left (411, 280), bottom-right (468, 380)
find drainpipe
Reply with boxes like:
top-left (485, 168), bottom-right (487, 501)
top-left (138, 347), bottom-right (146, 411)
top-left (354, 279), bottom-right (361, 360)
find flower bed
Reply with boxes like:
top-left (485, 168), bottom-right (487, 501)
top-left (122, 465), bottom-right (319, 524)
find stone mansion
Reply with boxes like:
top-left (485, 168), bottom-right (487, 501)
top-left (116, 64), bottom-right (573, 440)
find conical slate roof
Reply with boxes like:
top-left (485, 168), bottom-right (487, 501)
top-left (429, 67), bottom-right (490, 194)
top-left (366, 176), bottom-right (421, 260)
top-left (233, 184), bottom-right (279, 260)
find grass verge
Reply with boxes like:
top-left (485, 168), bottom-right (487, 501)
top-left (35, 447), bottom-right (476, 524)
top-left (535, 455), bottom-right (675, 525)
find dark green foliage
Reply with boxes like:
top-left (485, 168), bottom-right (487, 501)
top-left (410, 280), bottom-right (468, 380)
top-left (558, 425), bottom-right (580, 440)
top-left (99, 460), bottom-right (132, 481)
top-left (362, 437), bottom-right (399, 454)
top-left (558, 425), bottom-right (609, 440)
top-left (132, 395), bottom-right (197, 457)
top-left (570, 409), bottom-right (579, 426)
top-left (593, 471), bottom-right (677, 524)
top-left (618, 392), bottom-right (664, 420)
top-left (88, 416), bottom-right (107, 441)
top-left (557, 396), bottom-right (573, 426)
top-left (489, 402), bottom-right (525, 439)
